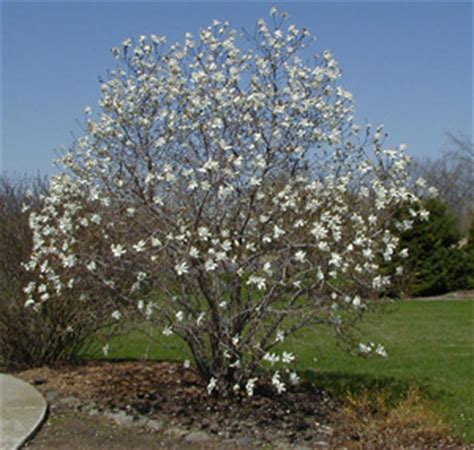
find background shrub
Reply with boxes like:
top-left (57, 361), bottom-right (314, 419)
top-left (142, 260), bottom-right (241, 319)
top-left (462, 224), bottom-right (474, 289)
top-left (387, 198), bottom-right (471, 297)
top-left (0, 174), bottom-right (115, 370)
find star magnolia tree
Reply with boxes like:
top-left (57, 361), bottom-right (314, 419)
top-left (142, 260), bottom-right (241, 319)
top-left (26, 9), bottom-right (431, 395)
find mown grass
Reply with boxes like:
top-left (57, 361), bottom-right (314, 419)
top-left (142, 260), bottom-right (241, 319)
top-left (85, 299), bottom-right (474, 442)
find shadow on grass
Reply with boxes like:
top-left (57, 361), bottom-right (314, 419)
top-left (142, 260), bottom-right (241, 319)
top-left (300, 369), bottom-right (436, 405)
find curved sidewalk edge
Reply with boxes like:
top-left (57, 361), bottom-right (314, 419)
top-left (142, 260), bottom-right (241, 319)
top-left (1, 374), bottom-right (48, 449)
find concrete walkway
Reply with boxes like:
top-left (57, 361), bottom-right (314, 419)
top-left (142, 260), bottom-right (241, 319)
top-left (1, 374), bottom-right (47, 449)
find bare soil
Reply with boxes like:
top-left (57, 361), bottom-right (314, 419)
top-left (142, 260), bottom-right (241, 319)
top-left (16, 361), bottom-right (468, 449)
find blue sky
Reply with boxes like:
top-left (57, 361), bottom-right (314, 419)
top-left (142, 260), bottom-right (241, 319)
top-left (1, 1), bottom-right (472, 175)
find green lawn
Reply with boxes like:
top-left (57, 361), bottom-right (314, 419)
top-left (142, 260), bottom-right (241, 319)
top-left (89, 300), bottom-right (474, 442)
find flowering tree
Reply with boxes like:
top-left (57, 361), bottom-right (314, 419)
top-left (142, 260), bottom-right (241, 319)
top-left (26, 9), bottom-right (430, 395)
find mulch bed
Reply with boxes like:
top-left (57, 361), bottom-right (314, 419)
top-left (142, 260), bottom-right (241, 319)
top-left (16, 360), bottom-right (469, 449)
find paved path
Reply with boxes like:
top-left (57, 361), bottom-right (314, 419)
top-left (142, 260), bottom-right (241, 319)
top-left (1, 374), bottom-right (47, 449)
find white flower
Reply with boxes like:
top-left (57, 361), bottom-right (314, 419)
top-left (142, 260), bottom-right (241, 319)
top-left (352, 296), bottom-right (361, 307)
top-left (90, 213), bottom-right (101, 224)
top-left (24, 298), bottom-right (35, 308)
top-left (249, 176), bottom-right (261, 187)
top-left (311, 223), bottom-right (327, 240)
top-left (183, 359), bottom-right (191, 369)
top-left (375, 344), bottom-right (388, 358)
top-left (270, 6), bottom-right (278, 16)
top-left (363, 248), bottom-right (374, 260)
top-left (419, 209), bottom-right (430, 220)
top-left (215, 251), bottom-right (226, 262)
top-left (359, 342), bottom-right (373, 354)
top-left (329, 252), bottom-right (342, 267)
top-left (428, 186), bottom-right (438, 197)
top-left (221, 240), bottom-right (232, 252)
top-left (272, 371), bottom-right (286, 394)
top-left (294, 250), bottom-right (307, 263)
top-left (273, 225), bottom-right (285, 239)
top-left (275, 330), bottom-right (285, 343)
top-left (133, 240), bottom-right (146, 252)
top-left (247, 275), bottom-right (266, 291)
top-left (111, 310), bottom-right (122, 320)
top-left (289, 371), bottom-right (300, 385)
top-left (102, 343), bottom-right (110, 356)
top-left (229, 359), bottom-right (240, 368)
top-left (205, 259), bottom-right (218, 272)
top-left (353, 236), bottom-right (364, 247)
top-left (415, 177), bottom-right (427, 189)
top-left (175, 261), bottom-right (189, 276)
top-left (263, 352), bottom-right (280, 366)
top-left (84, 106), bottom-right (92, 114)
top-left (368, 214), bottom-right (377, 225)
top-left (263, 262), bottom-right (273, 276)
top-left (198, 226), bottom-right (211, 240)
top-left (317, 268), bottom-right (325, 281)
top-left (400, 248), bottom-right (409, 258)
top-left (23, 282), bottom-right (35, 295)
top-left (111, 244), bottom-right (126, 258)
top-left (281, 351), bottom-right (295, 364)
top-left (188, 180), bottom-right (198, 191)
top-left (196, 312), bottom-right (205, 326)
top-left (246, 377), bottom-right (258, 396)
top-left (153, 195), bottom-right (163, 205)
top-left (199, 158), bottom-right (219, 172)
top-left (189, 246), bottom-right (200, 258)
top-left (163, 326), bottom-right (173, 336)
top-left (151, 237), bottom-right (162, 247)
top-left (293, 219), bottom-right (305, 228)
top-left (207, 377), bottom-right (217, 394)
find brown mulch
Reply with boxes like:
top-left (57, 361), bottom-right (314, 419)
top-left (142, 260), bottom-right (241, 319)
top-left (16, 361), bottom-right (469, 449)
top-left (18, 361), bottom-right (335, 447)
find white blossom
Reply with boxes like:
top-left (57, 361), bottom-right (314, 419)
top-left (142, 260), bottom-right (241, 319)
top-left (272, 371), bottom-right (286, 394)
top-left (263, 352), bottom-right (280, 366)
top-left (246, 377), bottom-right (258, 396)
top-left (111, 244), bottom-right (126, 258)
top-left (207, 377), bottom-right (217, 394)
top-left (376, 344), bottom-right (388, 357)
top-left (163, 326), bottom-right (173, 337)
top-left (289, 371), bottom-right (300, 385)
top-left (294, 250), bottom-right (306, 263)
top-left (175, 261), bottom-right (189, 276)
top-left (247, 275), bottom-right (266, 291)
top-left (133, 240), bottom-right (146, 253)
top-left (281, 351), bottom-right (295, 364)
top-left (205, 259), bottom-right (218, 272)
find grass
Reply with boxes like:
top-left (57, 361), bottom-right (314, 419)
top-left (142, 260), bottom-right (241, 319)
top-left (87, 299), bottom-right (474, 442)
top-left (289, 300), bottom-right (474, 442)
